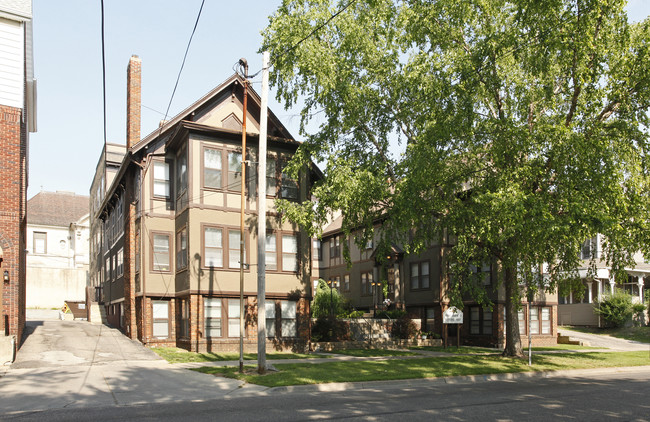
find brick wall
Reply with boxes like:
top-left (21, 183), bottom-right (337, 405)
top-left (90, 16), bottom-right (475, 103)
top-left (143, 294), bottom-right (311, 353)
top-left (0, 104), bottom-right (27, 343)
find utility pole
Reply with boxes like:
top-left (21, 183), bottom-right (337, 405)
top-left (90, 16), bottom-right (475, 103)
top-left (239, 58), bottom-right (248, 373)
top-left (257, 51), bottom-right (270, 374)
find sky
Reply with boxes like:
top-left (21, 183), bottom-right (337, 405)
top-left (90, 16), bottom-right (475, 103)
top-left (27, 0), bottom-right (650, 199)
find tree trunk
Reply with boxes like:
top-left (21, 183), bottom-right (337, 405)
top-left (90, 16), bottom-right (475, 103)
top-left (503, 265), bottom-right (523, 357)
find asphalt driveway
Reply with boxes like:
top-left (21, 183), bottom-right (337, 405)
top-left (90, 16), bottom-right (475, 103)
top-left (558, 327), bottom-right (650, 351)
top-left (0, 314), bottom-right (260, 415)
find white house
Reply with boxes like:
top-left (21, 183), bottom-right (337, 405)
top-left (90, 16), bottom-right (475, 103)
top-left (558, 235), bottom-right (649, 326)
top-left (26, 191), bottom-right (90, 309)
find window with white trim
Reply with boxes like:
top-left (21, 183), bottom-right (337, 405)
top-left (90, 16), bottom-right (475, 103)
top-left (265, 300), bottom-right (276, 337)
top-left (33, 232), bottom-right (46, 254)
top-left (265, 233), bottom-right (277, 270)
top-left (227, 299), bottom-right (241, 338)
top-left (153, 161), bottom-right (170, 198)
top-left (204, 297), bottom-right (222, 338)
top-left (204, 148), bottom-right (222, 189)
top-left (204, 227), bottom-right (223, 268)
top-left (281, 234), bottom-right (298, 272)
top-left (281, 300), bottom-right (297, 337)
top-left (152, 301), bottom-right (169, 338)
top-left (152, 233), bottom-right (171, 272)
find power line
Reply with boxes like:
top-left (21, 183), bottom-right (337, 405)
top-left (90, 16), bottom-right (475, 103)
top-left (248, 0), bottom-right (359, 78)
top-left (100, 0), bottom-right (107, 161)
top-left (161, 0), bottom-right (206, 127)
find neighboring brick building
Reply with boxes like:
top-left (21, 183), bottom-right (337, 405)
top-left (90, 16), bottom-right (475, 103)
top-left (0, 0), bottom-right (36, 360)
top-left (89, 56), bottom-right (317, 352)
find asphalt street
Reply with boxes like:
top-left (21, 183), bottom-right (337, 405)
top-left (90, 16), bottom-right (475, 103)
top-left (1, 312), bottom-right (648, 421)
top-left (4, 367), bottom-right (650, 421)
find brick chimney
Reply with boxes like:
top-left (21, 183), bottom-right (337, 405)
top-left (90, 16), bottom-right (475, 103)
top-left (126, 55), bottom-right (141, 149)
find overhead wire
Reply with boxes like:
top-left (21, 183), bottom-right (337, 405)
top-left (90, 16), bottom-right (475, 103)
top-left (158, 0), bottom-right (206, 134)
top-left (100, 0), bottom-right (107, 168)
top-left (247, 0), bottom-right (359, 78)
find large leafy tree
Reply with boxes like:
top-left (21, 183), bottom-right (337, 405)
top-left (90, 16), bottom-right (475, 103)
top-left (262, 0), bottom-right (650, 356)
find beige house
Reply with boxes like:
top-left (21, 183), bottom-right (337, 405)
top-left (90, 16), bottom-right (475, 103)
top-left (558, 235), bottom-right (649, 326)
top-left (89, 56), bottom-right (317, 352)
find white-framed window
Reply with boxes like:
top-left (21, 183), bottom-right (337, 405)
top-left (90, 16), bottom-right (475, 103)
top-left (117, 248), bottom-right (124, 277)
top-left (265, 300), bottom-right (276, 337)
top-left (204, 148), bottom-right (222, 189)
top-left (204, 227), bottom-right (223, 268)
top-left (176, 228), bottom-right (188, 270)
top-left (228, 230), bottom-right (244, 269)
top-left (152, 233), bottom-right (171, 272)
top-left (204, 297), bottom-right (222, 338)
top-left (266, 157), bottom-right (277, 196)
top-left (281, 300), bottom-right (297, 337)
top-left (228, 152), bottom-right (242, 192)
top-left (541, 307), bottom-right (551, 334)
top-left (227, 299), bottom-right (241, 338)
top-left (152, 301), bottom-right (169, 338)
top-left (530, 307), bottom-right (539, 335)
top-left (281, 234), bottom-right (298, 272)
top-left (265, 233), bottom-right (277, 270)
top-left (33, 232), bottom-right (47, 254)
top-left (153, 161), bottom-right (170, 198)
top-left (280, 162), bottom-right (298, 200)
top-left (343, 274), bottom-right (350, 291)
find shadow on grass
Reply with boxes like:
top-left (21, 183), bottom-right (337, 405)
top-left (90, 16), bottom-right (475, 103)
top-left (152, 347), bottom-right (326, 364)
top-left (193, 351), bottom-right (650, 387)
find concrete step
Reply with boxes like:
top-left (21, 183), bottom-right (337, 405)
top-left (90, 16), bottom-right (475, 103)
top-left (89, 303), bottom-right (107, 325)
top-left (557, 333), bottom-right (590, 346)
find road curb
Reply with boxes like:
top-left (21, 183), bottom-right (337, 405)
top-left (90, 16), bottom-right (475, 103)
top-left (234, 365), bottom-right (650, 397)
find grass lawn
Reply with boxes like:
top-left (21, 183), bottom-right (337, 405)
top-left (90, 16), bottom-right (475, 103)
top-left (531, 344), bottom-right (604, 351)
top-left (329, 349), bottom-right (420, 357)
top-left (409, 345), bottom-right (501, 354)
top-left (192, 351), bottom-right (650, 387)
top-left (152, 347), bottom-right (326, 364)
top-left (565, 326), bottom-right (650, 343)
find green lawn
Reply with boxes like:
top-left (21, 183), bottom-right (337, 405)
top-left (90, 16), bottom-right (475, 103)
top-left (409, 345), bottom-right (501, 354)
top-left (531, 344), bottom-right (605, 351)
top-left (329, 349), bottom-right (420, 357)
top-left (192, 351), bottom-right (650, 387)
top-left (564, 326), bottom-right (650, 344)
top-left (152, 347), bottom-right (326, 364)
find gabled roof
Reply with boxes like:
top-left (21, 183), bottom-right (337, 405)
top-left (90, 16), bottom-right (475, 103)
top-left (131, 73), bottom-right (295, 154)
top-left (28, 191), bottom-right (89, 227)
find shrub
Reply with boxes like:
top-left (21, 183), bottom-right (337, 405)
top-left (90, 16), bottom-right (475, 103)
top-left (595, 292), bottom-right (636, 327)
top-left (390, 315), bottom-right (417, 339)
top-left (375, 309), bottom-right (407, 319)
top-left (311, 316), bottom-right (351, 342)
top-left (311, 279), bottom-right (345, 318)
top-left (344, 310), bottom-right (365, 318)
top-left (632, 303), bottom-right (647, 327)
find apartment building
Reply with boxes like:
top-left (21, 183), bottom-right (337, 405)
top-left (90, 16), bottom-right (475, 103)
top-left (89, 56), bottom-right (317, 352)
